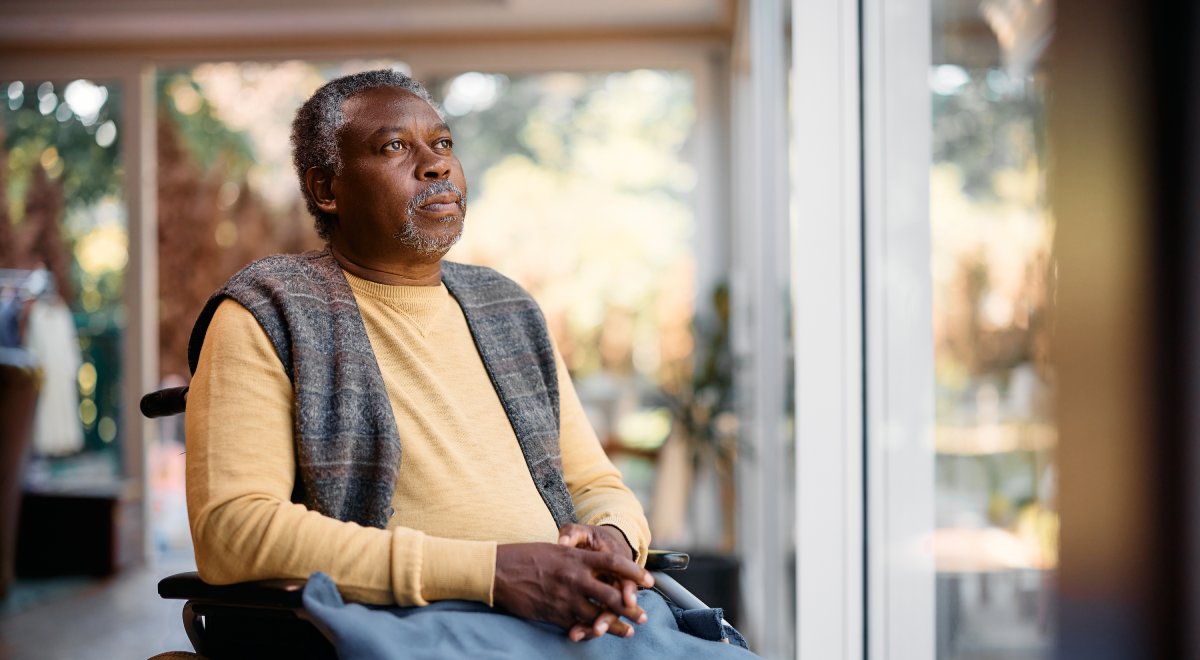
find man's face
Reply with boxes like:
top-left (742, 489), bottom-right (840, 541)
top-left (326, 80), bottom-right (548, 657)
top-left (327, 86), bottom-right (468, 259)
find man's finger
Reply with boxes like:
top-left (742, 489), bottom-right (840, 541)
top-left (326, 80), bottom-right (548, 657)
top-left (583, 549), bottom-right (654, 588)
top-left (573, 612), bottom-right (633, 641)
top-left (592, 611), bottom-right (633, 639)
top-left (558, 529), bottom-right (589, 548)
top-left (621, 579), bottom-right (645, 620)
top-left (568, 599), bottom-right (602, 642)
top-left (557, 523), bottom-right (591, 548)
top-left (608, 617), bottom-right (635, 638)
top-left (580, 576), bottom-right (643, 621)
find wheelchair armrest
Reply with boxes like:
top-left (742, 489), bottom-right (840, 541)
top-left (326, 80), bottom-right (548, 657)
top-left (158, 571), bottom-right (307, 610)
top-left (645, 549), bottom-right (688, 571)
top-left (140, 386), bottom-right (189, 418)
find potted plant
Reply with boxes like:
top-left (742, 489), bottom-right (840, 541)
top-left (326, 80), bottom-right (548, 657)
top-left (651, 282), bottom-right (743, 624)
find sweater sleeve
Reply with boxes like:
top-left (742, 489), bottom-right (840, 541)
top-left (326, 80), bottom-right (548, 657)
top-left (554, 343), bottom-right (652, 565)
top-left (186, 298), bottom-right (495, 606)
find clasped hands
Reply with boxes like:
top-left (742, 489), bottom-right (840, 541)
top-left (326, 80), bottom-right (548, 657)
top-left (494, 523), bottom-right (654, 642)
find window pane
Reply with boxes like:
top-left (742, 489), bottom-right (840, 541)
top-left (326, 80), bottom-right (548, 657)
top-left (2, 77), bottom-right (127, 486)
top-left (931, 0), bottom-right (1057, 657)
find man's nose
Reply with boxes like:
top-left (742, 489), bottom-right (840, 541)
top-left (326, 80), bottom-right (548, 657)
top-left (418, 151), bottom-right (451, 180)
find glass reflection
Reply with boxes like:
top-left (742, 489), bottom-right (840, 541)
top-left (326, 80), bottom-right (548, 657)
top-left (931, 0), bottom-right (1056, 657)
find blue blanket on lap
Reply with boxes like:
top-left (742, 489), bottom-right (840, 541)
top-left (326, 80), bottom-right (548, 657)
top-left (301, 573), bottom-right (757, 659)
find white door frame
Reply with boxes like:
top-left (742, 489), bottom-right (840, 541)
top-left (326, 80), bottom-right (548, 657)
top-left (789, 0), bottom-right (936, 656)
top-left (791, 0), bottom-right (865, 655)
top-left (862, 0), bottom-right (936, 656)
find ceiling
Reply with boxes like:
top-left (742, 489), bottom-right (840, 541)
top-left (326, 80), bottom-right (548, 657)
top-left (0, 0), bottom-right (733, 55)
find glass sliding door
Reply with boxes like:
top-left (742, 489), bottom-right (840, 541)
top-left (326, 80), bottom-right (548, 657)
top-left (930, 0), bottom-right (1057, 657)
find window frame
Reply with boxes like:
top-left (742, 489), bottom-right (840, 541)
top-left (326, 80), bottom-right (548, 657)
top-left (789, 0), bottom-right (936, 656)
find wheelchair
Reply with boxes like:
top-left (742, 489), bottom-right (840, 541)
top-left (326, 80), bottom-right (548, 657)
top-left (141, 386), bottom-right (717, 659)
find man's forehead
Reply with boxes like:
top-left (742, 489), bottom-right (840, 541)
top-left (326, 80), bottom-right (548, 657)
top-left (340, 87), bottom-right (442, 133)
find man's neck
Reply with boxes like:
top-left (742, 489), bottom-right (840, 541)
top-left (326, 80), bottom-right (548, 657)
top-left (329, 243), bottom-right (444, 287)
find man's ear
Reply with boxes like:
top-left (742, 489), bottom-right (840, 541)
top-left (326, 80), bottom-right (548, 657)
top-left (305, 167), bottom-right (337, 215)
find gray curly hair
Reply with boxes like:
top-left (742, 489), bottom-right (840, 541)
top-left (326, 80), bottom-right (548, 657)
top-left (291, 69), bottom-right (443, 240)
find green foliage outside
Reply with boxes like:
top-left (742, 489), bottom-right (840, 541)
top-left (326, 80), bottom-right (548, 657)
top-left (442, 71), bottom-right (697, 389)
top-left (1, 73), bottom-right (254, 463)
top-left (3, 81), bottom-right (122, 221)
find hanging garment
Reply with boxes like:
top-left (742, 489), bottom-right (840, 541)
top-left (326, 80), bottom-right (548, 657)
top-left (26, 298), bottom-right (84, 456)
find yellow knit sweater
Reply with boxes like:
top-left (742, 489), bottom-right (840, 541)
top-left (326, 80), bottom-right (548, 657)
top-left (185, 270), bottom-right (650, 606)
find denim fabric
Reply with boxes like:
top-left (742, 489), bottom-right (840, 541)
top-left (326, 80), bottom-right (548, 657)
top-left (301, 572), bottom-right (758, 659)
top-left (662, 598), bottom-right (749, 650)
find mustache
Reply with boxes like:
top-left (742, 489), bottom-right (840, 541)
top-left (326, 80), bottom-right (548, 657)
top-left (407, 180), bottom-right (467, 214)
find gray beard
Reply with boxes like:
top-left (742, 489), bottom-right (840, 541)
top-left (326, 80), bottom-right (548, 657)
top-left (392, 213), bottom-right (464, 254)
top-left (392, 180), bottom-right (468, 254)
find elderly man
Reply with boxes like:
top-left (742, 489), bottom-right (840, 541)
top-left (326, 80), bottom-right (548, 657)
top-left (185, 69), bottom-right (754, 657)
top-left (186, 68), bottom-right (658, 644)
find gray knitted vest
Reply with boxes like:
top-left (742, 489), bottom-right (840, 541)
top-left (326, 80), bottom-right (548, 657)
top-left (187, 249), bottom-right (577, 530)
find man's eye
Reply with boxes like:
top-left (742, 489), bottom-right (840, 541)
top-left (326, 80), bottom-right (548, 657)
top-left (384, 140), bottom-right (406, 151)
top-left (435, 138), bottom-right (453, 149)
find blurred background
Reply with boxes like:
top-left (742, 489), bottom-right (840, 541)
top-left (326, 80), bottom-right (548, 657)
top-left (0, 0), bottom-right (1196, 659)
